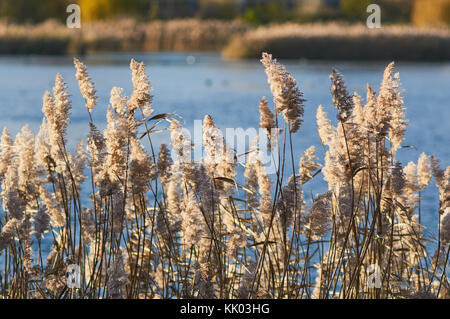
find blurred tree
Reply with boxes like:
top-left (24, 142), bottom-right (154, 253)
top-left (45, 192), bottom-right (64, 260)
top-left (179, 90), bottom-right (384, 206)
top-left (79, 0), bottom-right (113, 21)
top-left (292, 0), bottom-right (342, 22)
top-left (340, 0), bottom-right (413, 23)
top-left (114, 0), bottom-right (151, 18)
top-left (155, 0), bottom-right (198, 19)
top-left (380, 0), bottom-right (413, 23)
top-left (79, 0), bottom-right (152, 21)
top-left (243, 2), bottom-right (288, 24)
top-left (197, 0), bottom-right (236, 20)
top-left (0, 0), bottom-right (427, 25)
top-left (0, 0), bottom-right (71, 23)
top-left (412, 0), bottom-right (450, 27)
top-left (339, 0), bottom-right (372, 21)
top-left (149, 0), bottom-right (159, 20)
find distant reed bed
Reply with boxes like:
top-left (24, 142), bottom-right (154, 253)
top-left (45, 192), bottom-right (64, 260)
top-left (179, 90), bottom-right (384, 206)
top-left (0, 20), bottom-right (71, 55)
top-left (1, 19), bottom-right (450, 61)
top-left (223, 23), bottom-right (450, 60)
top-left (82, 18), bottom-right (248, 52)
top-left (0, 53), bottom-right (448, 299)
top-left (0, 19), bottom-right (249, 55)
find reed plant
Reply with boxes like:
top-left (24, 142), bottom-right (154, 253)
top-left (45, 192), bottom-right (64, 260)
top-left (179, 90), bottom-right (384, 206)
top-left (0, 18), bottom-right (249, 55)
top-left (2, 19), bottom-right (450, 60)
top-left (223, 23), bottom-right (450, 60)
top-left (0, 53), bottom-right (448, 299)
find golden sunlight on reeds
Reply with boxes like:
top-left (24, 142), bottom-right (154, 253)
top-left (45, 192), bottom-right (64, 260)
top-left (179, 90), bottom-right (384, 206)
top-left (0, 53), bottom-right (448, 299)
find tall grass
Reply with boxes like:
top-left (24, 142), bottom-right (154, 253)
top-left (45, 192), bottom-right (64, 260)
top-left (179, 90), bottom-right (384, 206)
top-left (223, 23), bottom-right (450, 60)
top-left (2, 19), bottom-right (450, 61)
top-left (0, 18), bottom-right (249, 55)
top-left (0, 20), bottom-right (71, 55)
top-left (0, 53), bottom-right (448, 299)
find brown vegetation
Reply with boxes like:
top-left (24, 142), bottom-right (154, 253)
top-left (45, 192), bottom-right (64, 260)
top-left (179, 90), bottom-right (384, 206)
top-left (223, 23), bottom-right (450, 60)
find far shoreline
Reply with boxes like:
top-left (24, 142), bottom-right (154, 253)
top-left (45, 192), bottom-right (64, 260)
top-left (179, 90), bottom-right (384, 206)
top-left (0, 19), bottom-right (449, 61)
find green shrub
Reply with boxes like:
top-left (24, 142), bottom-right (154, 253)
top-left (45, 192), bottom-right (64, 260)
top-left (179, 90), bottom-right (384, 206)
top-left (0, 0), bottom-right (71, 23)
top-left (243, 2), bottom-right (288, 25)
top-left (197, 0), bottom-right (237, 20)
top-left (340, 0), bottom-right (373, 21)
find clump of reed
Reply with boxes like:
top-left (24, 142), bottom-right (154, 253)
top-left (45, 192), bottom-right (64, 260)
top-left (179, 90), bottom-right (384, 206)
top-left (83, 18), bottom-right (249, 52)
top-left (3, 19), bottom-right (450, 61)
top-left (223, 22), bottom-right (450, 60)
top-left (0, 19), bottom-right (71, 55)
top-left (0, 53), bottom-right (448, 299)
top-left (0, 18), bottom-right (249, 55)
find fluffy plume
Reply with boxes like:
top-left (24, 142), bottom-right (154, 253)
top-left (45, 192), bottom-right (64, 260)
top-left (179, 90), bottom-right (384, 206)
top-left (277, 174), bottom-right (304, 232)
top-left (417, 153), bottom-right (431, 191)
top-left (259, 96), bottom-right (275, 136)
top-left (441, 209), bottom-right (450, 244)
top-left (87, 122), bottom-right (106, 181)
top-left (39, 184), bottom-right (64, 227)
top-left (316, 105), bottom-right (334, 146)
top-left (66, 140), bottom-right (87, 195)
top-left (41, 74), bottom-right (72, 172)
top-left (260, 52), bottom-right (305, 133)
top-left (157, 144), bottom-right (173, 186)
top-left (128, 59), bottom-right (152, 113)
top-left (101, 107), bottom-right (127, 190)
top-left (329, 68), bottom-right (353, 122)
top-left (0, 218), bottom-right (21, 251)
top-left (169, 119), bottom-right (192, 162)
top-left (402, 162), bottom-right (419, 213)
top-left (52, 74), bottom-right (72, 145)
top-left (299, 146), bottom-right (321, 184)
top-left (352, 94), bottom-right (365, 128)
top-left (180, 193), bottom-right (205, 248)
top-left (1, 161), bottom-right (24, 220)
top-left (0, 128), bottom-right (14, 180)
top-left (245, 137), bottom-right (272, 229)
top-left (308, 192), bottom-right (332, 240)
top-left (438, 167), bottom-right (450, 216)
top-left (391, 161), bottom-right (406, 195)
top-left (129, 137), bottom-right (155, 194)
top-left (110, 87), bottom-right (128, 116)
top-left (384, 66), bottom-right (407, 152)
top-left (33, 206), bottom-right (50, 240)
top-left (15, 125), bottom-right (37, 202)
top-left (202, 114), bottom-right (223, 173)
top-left (376, 62), bottom-right (406, 150)
top-left (431, 155), bottom-right (445, 187)
top-left (74, 58), bottom-right (97, 113)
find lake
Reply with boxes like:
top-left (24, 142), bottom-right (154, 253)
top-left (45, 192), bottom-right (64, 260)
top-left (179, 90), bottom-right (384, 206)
top-left (0, 52), bottom-right (449, 239)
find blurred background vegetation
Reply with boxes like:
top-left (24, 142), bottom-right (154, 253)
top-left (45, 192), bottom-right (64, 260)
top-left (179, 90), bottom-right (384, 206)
top-left (0, 0), bottom-right (448, 26)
